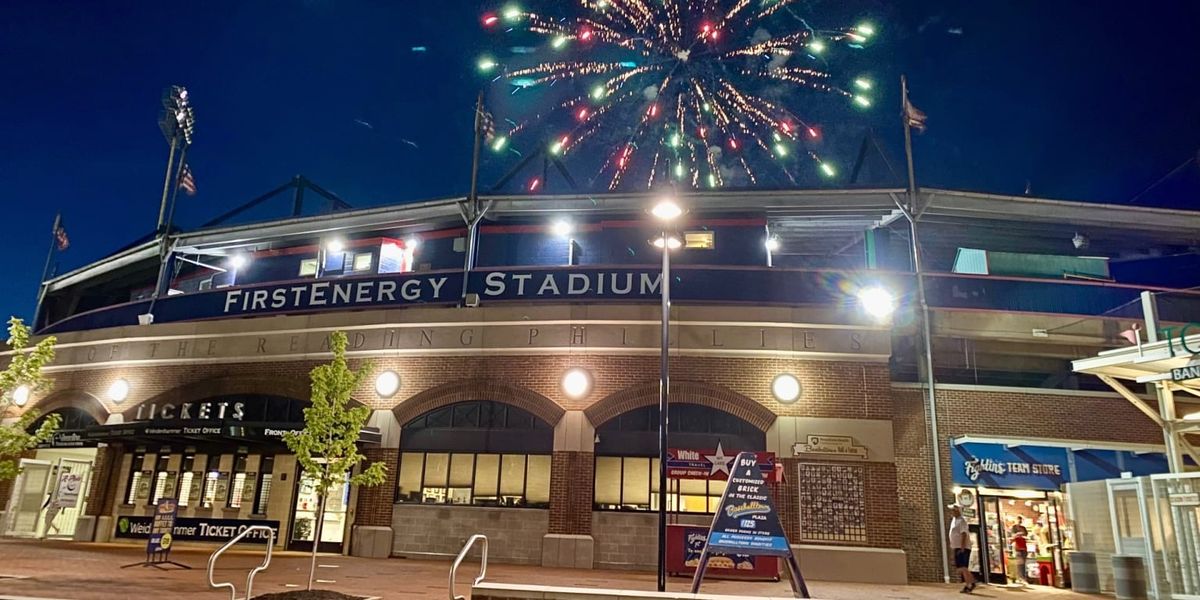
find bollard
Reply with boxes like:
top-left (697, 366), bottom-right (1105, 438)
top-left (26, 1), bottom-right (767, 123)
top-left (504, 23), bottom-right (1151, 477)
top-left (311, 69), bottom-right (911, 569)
top-left (1068, 552), bottom-right (1100, 594)
top-left (1112, 555), bottom-right (1148, 600)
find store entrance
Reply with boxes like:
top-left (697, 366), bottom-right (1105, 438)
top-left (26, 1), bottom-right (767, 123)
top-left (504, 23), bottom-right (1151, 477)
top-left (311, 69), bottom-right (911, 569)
top-left (971, 489), bottom-right (1068, 587)
top-left (287, 471), bottom-right (351, 553)
top-left (1, 449), bottom-right (95, 539)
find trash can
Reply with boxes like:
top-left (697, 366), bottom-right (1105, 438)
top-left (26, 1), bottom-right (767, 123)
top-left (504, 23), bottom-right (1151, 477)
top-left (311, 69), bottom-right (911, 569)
top-left (1112, 555), bottom-right (1148, 600)
top-left (1068, 552), bottom-right (1099, 593)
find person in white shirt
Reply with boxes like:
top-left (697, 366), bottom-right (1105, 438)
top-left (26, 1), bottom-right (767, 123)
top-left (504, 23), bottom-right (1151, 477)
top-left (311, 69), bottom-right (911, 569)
top-left (948, 504), bottom-right (976, 593)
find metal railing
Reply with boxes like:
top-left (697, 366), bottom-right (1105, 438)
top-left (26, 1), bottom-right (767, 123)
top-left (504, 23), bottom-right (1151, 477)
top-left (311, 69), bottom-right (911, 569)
top-left (449, 534), bottom-right (488, 600)
top-left (207, 525), bottom-right (276, 600)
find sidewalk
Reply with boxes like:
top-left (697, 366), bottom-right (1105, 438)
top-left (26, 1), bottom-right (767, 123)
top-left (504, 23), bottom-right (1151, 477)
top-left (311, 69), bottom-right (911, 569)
top-left (0, 539), bottom-right (1088, 600)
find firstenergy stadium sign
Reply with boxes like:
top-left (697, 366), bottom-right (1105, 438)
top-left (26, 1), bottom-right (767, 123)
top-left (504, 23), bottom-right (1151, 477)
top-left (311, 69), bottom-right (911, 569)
top-left (43, 267), bottom-right (900, 334)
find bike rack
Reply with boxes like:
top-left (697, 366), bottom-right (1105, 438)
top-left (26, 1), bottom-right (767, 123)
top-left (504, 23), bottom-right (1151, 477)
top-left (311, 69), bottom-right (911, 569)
top-left (449, 534), bottom-right (488, 600)
top-left (208, 525), bottom-right (276, 600)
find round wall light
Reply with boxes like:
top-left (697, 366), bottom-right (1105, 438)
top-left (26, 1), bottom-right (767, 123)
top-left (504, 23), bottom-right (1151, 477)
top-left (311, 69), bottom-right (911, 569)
top-left (562, 368), bottom-right (593, 399)
top-left (108, 378), bottom-right (130, 403)
top-left (771, 373), bottom-right (802, 404)
top-left (375, 370), bottom-right (401, 398)
top-left (11, 384), bottom-right (31, 407)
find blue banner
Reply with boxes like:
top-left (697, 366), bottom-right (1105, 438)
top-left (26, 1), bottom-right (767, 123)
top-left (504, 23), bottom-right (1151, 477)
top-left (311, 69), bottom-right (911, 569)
top-left (42, 267), bottom-right (905, 334)
top-left (951, 443), bottom-right (1071, 491)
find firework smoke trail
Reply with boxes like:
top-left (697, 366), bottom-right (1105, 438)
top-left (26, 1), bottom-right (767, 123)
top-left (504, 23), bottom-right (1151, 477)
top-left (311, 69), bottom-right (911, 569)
top-left (479, 0), bottom-right (876, 191)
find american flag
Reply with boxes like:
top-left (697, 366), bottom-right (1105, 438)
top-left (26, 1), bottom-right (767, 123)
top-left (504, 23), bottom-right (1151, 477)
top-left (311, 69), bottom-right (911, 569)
top-left (178, 163), bottom-right (197, 196)
top-left (477, 104), bottom-right (495, 142)
top-left (904, 96), bottom-right (928, 134)
top-left (53, 214), bottom-right (69, 251)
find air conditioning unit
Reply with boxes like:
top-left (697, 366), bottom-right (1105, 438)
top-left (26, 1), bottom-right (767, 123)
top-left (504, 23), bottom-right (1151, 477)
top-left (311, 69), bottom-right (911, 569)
top-left (464, 293), bottom-right (481, 308)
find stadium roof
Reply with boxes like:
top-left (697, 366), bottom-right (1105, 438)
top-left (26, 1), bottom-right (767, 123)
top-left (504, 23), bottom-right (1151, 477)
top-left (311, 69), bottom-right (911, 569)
top-left (44, 187), bottom-right (1200, 293)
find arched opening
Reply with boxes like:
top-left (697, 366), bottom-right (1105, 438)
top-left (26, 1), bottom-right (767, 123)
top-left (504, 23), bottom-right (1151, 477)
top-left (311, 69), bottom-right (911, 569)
top-left (593, 403), bottom-right (766, 514)
top-left (28, 406), bottom-right (100, 436)
top-left (396, 400), bottom-right (553, 508)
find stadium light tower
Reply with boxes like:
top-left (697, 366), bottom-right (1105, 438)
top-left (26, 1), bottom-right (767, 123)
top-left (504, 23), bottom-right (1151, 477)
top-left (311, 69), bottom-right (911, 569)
top-left (156, 86), bottom-right (195, 233)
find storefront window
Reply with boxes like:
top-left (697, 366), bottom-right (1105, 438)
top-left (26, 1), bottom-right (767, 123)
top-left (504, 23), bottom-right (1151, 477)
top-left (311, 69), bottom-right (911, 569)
top-left (124, 452), bottom-right (146, 505)
top-left (594, 456), bottom-right (726, 512)
top-left (149, 453), bottom-right (175, 505)
top-left (201, 454), bottom-right (226, 509)
top-left (592, 404), bottom-right (765, 514)
top-left (228, 453), bottom-right (249, 509)
top-left (396, 400), bottom-right (554, 508)
top-left (397, 452), bottom-right (550, 508)
top-left (254, 456), bottom-right (274, 515)
top-left (177, 454), bottom-right (196, 507)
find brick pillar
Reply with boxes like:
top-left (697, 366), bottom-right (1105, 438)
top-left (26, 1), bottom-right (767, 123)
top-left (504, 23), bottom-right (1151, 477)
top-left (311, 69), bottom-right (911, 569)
top-left (543, 450), bottom-right (595, 568)
top-left (548, 450), bottom-right (593, 535)
top-left (354, 448), bottom-right (398, 527)
top-left (349, 447), bottom-right (398, 558)
top-left (86, 446), bottom-right (120, 517)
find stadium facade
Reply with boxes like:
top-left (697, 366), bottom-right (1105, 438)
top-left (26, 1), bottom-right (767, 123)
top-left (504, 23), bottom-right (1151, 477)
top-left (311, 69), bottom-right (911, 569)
top-left (3, 186), bottom-right (1199, 586)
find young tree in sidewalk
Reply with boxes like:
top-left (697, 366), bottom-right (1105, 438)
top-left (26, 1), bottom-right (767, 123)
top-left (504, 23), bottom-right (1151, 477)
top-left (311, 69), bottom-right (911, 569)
top-left (0, 317), bottom-right (60, 481)
top-left (284, 330), bottom-right (387, 590)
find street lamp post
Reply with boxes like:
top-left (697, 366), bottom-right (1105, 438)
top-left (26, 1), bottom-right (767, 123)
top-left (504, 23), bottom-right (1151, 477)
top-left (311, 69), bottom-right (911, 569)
top-left (650, 197), bottom-right (682, 593)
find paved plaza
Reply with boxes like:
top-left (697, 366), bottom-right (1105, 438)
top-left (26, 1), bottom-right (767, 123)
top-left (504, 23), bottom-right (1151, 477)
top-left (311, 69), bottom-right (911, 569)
top-left (0, 540), bottom-right (1092, 600)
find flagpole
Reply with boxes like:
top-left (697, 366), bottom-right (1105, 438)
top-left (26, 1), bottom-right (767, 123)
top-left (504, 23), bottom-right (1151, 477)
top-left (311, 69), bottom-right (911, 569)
top-left (901, 75), bottom-right (950, 584)
top-left (32, 213), bottom-right (62, 329)
top-left (461, 91), bottom-right (486, 301)
top-left (156, 135), bottom-right (180, 234)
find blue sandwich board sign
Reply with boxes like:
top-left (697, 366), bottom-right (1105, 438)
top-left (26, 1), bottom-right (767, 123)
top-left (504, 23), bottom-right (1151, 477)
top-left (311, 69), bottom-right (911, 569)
top-left (690, 451), bottom-right (808, 598)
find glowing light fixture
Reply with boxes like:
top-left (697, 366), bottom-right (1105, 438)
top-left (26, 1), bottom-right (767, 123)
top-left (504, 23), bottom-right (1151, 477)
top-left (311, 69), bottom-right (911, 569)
top-left (772, 374), bottom-right (802, 403)
top-left (562, 368), bottom-right (593, 399)
top-left (551, 221), bottom-right (574, 237)
top-left (765, 237), bottom-right (781, 252)
top-left (652, 236), bottom-right (682, 250)
top-left (12, 384), bottom-right (30, 407)
top-left (858, 286), bottom-right (896, 319)
top-left (108, 378), bottom-right (130, 403)
top-left (651, 198), bottom-right (683, 221)
top-left (375, 370), bottom-right (401, 398)
top-left (326, 239), bottom-right (345, 254)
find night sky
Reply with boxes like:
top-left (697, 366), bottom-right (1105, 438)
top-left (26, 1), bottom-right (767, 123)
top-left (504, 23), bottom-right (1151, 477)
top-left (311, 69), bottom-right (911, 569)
top-left (3, 1), bottom-right (1199, 322)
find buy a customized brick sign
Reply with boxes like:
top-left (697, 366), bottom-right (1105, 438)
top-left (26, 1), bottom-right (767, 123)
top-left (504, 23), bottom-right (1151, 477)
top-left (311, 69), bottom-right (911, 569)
top-left (690, 452), bottom-right (809, 598)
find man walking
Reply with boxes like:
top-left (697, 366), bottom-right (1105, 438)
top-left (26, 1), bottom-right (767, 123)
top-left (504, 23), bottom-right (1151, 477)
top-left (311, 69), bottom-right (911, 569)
top-left (948, 504), bottom-right (976, 593)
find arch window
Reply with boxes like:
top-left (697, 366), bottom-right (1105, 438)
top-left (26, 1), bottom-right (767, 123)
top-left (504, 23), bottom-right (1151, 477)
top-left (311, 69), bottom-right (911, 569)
top-left (593, 403), bottom-right (765, 514)
top-left (396, 401), bottom-right (552, 508)
top-left (28, 407), bottom-right (98, 433)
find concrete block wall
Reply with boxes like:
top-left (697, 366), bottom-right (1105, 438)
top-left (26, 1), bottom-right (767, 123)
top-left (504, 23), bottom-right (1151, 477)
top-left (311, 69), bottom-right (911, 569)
top-left (391, 504), bottom-right (549, 564)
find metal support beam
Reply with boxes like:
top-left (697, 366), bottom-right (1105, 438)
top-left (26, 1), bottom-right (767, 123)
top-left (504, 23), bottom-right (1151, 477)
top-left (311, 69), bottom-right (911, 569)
top-left (1158, 383), bottom-right (1184, 472)
top-left (1097, 374), bottom-right (1165, 427)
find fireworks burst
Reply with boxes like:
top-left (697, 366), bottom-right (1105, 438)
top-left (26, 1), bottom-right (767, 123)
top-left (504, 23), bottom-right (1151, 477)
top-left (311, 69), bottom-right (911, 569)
top-left (480, 0), bottom-right (876, 191)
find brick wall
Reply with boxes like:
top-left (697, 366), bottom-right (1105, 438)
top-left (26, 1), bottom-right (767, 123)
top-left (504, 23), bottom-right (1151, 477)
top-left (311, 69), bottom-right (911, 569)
top-left (549, 451), bottom-right (593, 535)
top-left (30, 353), bottom-right (900, 556)
top-left (34, 355), bottom-right (891, 421)
top-left (893, 385), bottom-right (1166, 583)
top-left (592, 511), bottom-right (710, 569)
top-left (354, 447), bottom-right (398, 527)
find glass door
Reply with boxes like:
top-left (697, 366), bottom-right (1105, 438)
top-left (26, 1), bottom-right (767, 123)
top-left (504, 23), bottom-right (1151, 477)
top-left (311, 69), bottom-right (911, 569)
top-left (982, 496), bottom-right (1008, 584)
top-left (2, 459), bottom-right (52, 537)
top-left (288, 470), bottom-right (350, 553)
top-left (43, 458), bottom-right (92, 539)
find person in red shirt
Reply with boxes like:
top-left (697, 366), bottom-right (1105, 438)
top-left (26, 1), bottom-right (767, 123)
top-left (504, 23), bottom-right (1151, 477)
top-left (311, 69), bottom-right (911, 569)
top-left (1011, 519), bottom-right (1030, 585)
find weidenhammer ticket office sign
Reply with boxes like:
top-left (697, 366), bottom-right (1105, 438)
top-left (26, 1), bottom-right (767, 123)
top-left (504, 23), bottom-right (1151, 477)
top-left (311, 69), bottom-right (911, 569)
top-left (691, 451), bottom-right (809, 598)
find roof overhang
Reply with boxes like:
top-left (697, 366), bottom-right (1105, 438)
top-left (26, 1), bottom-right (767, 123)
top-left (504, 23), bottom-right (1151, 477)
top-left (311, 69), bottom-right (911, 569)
top-left (1072, 335), bottom-right (1200, 383)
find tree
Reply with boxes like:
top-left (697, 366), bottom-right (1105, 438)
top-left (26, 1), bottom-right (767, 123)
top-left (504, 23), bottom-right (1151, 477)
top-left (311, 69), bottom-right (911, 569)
top-left (284, 331), bottom-right (387, 590)
top-left (0, 317), bottom-right (59, 481)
